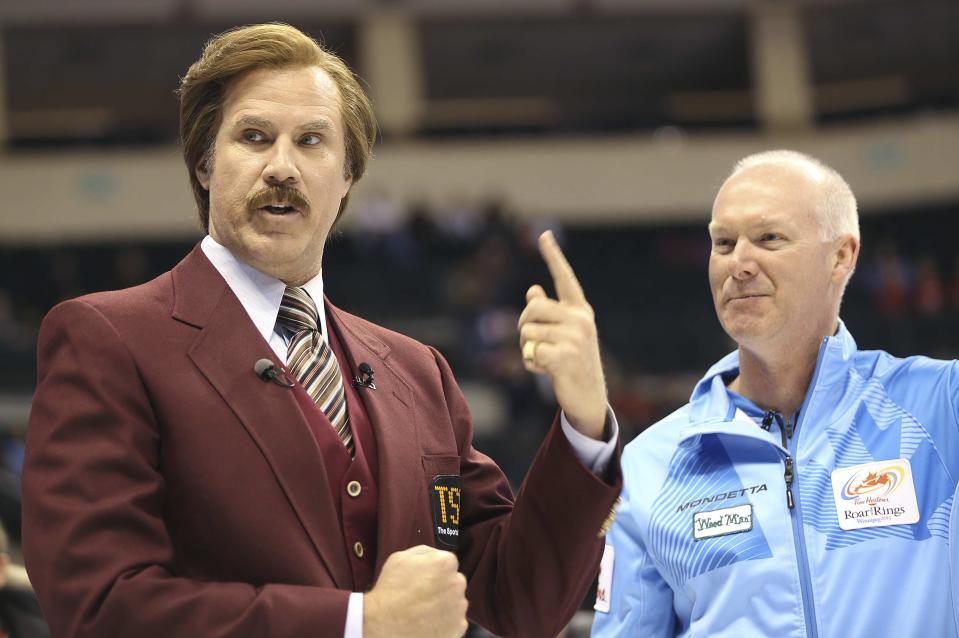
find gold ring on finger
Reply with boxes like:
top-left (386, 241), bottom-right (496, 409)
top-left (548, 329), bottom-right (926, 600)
top-left (522, 340), bottom-right (538, 365)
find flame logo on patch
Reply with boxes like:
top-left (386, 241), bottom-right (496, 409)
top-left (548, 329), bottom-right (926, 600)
top-left (841, 465), bottom-right (904, 500)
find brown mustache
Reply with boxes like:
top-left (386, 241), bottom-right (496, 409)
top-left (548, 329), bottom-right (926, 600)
top-left (247, 186), bottom-right (311, 213)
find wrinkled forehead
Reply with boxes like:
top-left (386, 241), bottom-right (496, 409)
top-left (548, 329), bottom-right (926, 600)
top-left (710, 162), bottom-right (824, 229)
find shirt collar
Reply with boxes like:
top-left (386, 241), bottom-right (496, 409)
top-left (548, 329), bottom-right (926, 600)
top-left (200, 235), bottom-right (328, 344)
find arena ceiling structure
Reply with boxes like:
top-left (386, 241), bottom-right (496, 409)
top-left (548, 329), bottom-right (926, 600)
top-left (0, 0), bottom-right (955, 241)
top-left (0, 0), bottom-right (955, 145)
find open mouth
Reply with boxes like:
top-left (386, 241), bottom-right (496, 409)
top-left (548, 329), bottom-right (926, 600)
top-left (248, 185), bottom-right (310, 216)
top-left (261, 204), bottom-right (297, 215)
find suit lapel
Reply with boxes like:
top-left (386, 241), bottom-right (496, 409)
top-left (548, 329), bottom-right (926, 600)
top-left (172, 247), bottom-right (352, 587)
top-left (325, 302), bottom-right (423, 572)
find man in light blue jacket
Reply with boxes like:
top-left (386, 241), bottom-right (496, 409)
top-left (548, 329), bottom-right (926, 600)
top-left (592, 150), bottom-right (959, 637)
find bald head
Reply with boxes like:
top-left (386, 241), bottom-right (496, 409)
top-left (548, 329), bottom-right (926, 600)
top-left (724, 150), bottom-right (859, 243)
top-left (709, 151), bottom-right (861, 333)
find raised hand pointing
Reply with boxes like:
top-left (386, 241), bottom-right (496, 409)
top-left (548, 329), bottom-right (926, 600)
top-left (518, 231), bottom-right (607, 439)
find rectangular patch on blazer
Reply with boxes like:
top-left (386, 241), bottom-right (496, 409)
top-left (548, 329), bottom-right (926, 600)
top-left (430, 475), bottom-right (461, 550)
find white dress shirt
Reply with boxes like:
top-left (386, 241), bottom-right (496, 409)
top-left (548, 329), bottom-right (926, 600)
top-left (200, 235), bottom-right (618, 637)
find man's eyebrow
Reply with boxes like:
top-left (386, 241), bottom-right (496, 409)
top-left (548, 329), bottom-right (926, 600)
top-left (297, 119), bottom-right (333, 132)
top-left (234, 115), bottom-right (333, 132)
top-left (231, 116), bottom-right (333, 133)
top-left (234, 115), bottom-right (273, 129)
top-left (708, 218), bottom-right (781, 234)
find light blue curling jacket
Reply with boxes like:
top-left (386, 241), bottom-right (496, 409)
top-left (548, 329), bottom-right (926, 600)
top-left (592, 322), bottom-right (959, 637)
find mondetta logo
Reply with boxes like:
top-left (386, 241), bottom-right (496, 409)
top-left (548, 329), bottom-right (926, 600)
top-left (841, 465), bottom-right (904, 500)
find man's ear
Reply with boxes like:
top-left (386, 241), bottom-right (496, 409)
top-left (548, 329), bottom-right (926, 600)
top-left (339, 172), bottom-right (353, 200)
top-left (833, 234), bottom-right (860, 283)
top-left (196, 160), bottom-right (211, 190)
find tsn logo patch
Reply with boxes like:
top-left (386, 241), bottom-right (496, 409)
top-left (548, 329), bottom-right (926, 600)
top-left (430, 475), bottom-right (462, 550)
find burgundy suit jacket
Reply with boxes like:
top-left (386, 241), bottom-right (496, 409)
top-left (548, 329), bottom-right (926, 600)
top-left (22, 245), bottom-right (622, 638)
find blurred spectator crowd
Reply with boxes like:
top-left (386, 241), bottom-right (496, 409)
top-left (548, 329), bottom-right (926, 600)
top-left (0, 198), bottom-right (957, 489)
top-left (0, 195), bottom-right (955, 637)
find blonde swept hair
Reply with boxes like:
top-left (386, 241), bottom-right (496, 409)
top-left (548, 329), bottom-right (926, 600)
top-left (177, 23), bottom-right (378, 231)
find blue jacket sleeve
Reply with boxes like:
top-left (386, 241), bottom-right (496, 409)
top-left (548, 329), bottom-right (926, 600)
top-left (951, 482), bottom-right (959, 632)
top-left (951, 361), bottom-right (959, 432)
top-left (590, 472), bottom-right (676, 637)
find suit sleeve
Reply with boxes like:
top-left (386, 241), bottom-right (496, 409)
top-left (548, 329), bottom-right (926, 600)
top-left (428, 347), bottom-right (622, 638)
top-left (22, 300), bottom-right (350, 638)
top-left (590, 460), bottom-right (677, 638)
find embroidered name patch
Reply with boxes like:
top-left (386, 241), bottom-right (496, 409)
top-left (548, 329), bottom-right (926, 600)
top-left (693, 504), bottom-right (753, 541)
top-left (831, 458), bottom-right (919, 531)
top-left (430, 475), bottom-right (461, 549)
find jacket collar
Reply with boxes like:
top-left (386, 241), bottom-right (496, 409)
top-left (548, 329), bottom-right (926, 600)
top-left (171, 244), bottom-right (229, 329)
top-left (685, 320), bottom-right (858, 434)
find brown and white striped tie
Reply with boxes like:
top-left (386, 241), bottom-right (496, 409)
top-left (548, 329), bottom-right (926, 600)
top-left (277, 287), bottom-right (353, 456)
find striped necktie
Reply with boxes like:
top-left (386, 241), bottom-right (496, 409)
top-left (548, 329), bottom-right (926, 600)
top-left (277, 287), bottom-right (353, 456)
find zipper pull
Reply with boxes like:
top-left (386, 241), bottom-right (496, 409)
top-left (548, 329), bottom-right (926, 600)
top-left (773, 413), bottom-right (789, 449)
top-left (761, 412), bottom-right (773, 431)
top-left (784, 456), bottom-right (795, 509)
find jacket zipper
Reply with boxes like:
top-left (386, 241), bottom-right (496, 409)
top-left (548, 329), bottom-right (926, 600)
top-left (762, 412), bottom-right (795, 508)
top-left (761, 340), bottom-right (827, 638)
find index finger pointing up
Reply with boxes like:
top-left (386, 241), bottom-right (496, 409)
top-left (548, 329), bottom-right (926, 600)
top-left (539, 230), bottom-right (586, 305)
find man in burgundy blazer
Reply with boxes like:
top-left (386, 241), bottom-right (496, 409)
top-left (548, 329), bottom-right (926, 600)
top-left (21, 24), bottom-right (622, 638)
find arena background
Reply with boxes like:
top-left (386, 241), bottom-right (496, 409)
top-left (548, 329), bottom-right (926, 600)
top-left (0, 0), bottom-right (956, 635)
